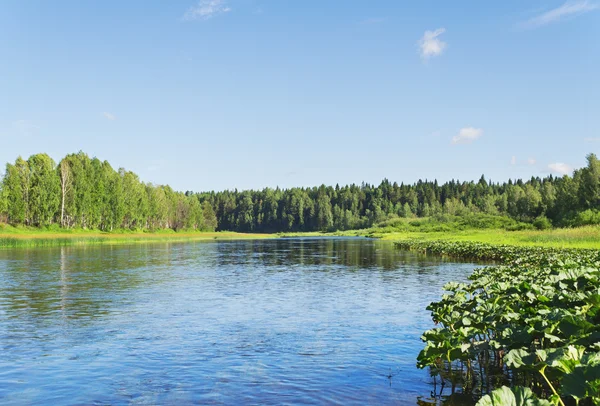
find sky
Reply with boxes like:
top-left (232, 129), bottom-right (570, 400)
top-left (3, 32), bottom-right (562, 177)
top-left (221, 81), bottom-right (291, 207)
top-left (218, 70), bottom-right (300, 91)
top-left (1, 0), bottom-right (598, 192)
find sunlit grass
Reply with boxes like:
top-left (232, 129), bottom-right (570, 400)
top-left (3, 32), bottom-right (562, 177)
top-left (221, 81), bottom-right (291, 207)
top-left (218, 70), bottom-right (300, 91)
top-left (3, 220), bottom-right (600, 249)
top-left (280, 224), bottom-right (600, 249)
top-left (0, 224), bottom-right (275, 248)
top-left (370, 226), bottom-right (600, 249)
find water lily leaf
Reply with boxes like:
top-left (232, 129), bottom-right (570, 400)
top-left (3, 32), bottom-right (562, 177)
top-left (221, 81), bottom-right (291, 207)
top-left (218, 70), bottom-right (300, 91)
top-left (544, 332), bottom-right (562, 343)
top-left (504, 312), bottom-right (520, 321)
top-left (559, 315), bottom-right (594, 336)
top-left (550, 345), bottom-right (585, 373)
top-left (537, 295), bottom-right (551, 303)
top-left (586, 294), bottom-right (600, 306)
top-left (585, 352), bottom-right (600, 367)
top-left (476, 386), bottom-right (551, 406)
top-left (535, 349), bottom-right (547, 362)
top-left (506, 349), bottom-right (534, 369)
top-left (561, 367), bottom-right (587, 400)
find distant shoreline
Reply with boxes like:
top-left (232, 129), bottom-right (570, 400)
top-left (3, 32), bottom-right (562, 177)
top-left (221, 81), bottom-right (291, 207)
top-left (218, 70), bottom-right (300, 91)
top-left (3, 224), bottom-right (600, 250)
top-left (0, 230), bottom-right (276, 248)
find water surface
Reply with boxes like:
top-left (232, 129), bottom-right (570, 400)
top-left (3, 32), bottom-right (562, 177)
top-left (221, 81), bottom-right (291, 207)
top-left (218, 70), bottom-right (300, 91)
top-left (0, 238), bottom-right (478, 405)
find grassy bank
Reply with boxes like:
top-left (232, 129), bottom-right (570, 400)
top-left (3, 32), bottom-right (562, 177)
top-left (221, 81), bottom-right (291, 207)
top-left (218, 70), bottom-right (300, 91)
top-left (0, 225), bottom-right (275, 248)
top-left (280, 215), bottom-right (600, 250)
top-left (372, 226), bottom-right (600, 249)
top-left (4, 214), bottom-right (600, 249)
top-left (281, 226), bottom-right (600, 249)
top-left (368, 216), bottom-right (600, 249)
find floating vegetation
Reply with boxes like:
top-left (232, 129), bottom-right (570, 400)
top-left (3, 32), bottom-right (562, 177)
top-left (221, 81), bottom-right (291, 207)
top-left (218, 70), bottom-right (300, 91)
top-left (399, 240), bottom-right (600, 405)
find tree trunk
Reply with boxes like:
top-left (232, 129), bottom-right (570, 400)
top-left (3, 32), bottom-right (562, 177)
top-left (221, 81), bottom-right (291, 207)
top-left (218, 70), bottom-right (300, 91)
top-left (59, 161), bottom-right (71, 228)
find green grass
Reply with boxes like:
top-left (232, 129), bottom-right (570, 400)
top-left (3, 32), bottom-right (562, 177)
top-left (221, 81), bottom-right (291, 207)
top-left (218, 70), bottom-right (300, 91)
top-left (0, 224), bottom-right (275, 248)
top-left (370, 226), bottom-right (600, 249)
top-left (4, 214), bottom-right (600, 249)
top-left (279, 215), bottom-right (600, 249)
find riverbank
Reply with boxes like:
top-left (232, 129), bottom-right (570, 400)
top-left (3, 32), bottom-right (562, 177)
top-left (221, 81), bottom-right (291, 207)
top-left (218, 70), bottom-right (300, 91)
top-left (3, 222), bottom-right (600, 250)
top-left (281, 224), bottom-right (600, 250)
top-left (0, 226), bottom-right (275, 248)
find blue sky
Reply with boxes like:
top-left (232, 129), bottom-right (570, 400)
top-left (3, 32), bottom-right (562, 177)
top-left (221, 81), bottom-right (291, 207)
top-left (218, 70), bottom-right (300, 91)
top-left (1, 0), bottom-right (598, 192)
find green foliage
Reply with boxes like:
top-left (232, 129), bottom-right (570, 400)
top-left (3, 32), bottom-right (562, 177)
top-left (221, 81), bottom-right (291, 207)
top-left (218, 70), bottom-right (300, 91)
top-left (1, 152), bottom-right (599, 234)
top-left (533, 216), bottom-right (553, 230)
top-left (1, 152), bottom-right (216, 232)
top-left (28, 153), bottom-right (60, 226)
top-left (476, 386), bottom-right (551, 406)
top-left (407, 239), bottom-right (600, 404)
top-left (569, 210), bottom-right (600, 227)
top-left (375, 213), bottom-right (531, 234)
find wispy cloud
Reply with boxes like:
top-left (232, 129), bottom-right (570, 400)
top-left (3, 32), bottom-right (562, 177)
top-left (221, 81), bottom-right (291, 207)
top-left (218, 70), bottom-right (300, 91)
top-left (12, 120), bottom-right (40, 137)
top-left (585, 137), bottom-right (600, 142)
top-left (520, 1), bottom-right (598, 29)
top-left (183, 0), bottom-right (231, 21)
top-left (452, 127), bottom-right (483, 145)
top-left (528, 157), bottom-right (537, 165)
top-left (548, 162), bottom-right (572, 175)
top-left (103, 112), bottom-right (116, 121)
top-left (511, 156), bottom-right (517, 165)
top-left (418, 28), bottom-right (447, 60)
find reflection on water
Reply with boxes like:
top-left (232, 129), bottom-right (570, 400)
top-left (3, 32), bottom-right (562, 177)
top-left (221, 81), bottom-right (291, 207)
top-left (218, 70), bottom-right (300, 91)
top-left (0, 238), bottom-right (479, 405)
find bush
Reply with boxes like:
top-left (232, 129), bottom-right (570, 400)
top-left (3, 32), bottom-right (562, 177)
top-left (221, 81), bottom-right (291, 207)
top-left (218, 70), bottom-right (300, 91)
top-left (533, 215), bottom-right (552, 230)
top-left (505, 223), bottom-right (535, 231)
top-left (570, 209), bottom-right (600, 227)
top-left (43, 224), bottom-right (63, 232)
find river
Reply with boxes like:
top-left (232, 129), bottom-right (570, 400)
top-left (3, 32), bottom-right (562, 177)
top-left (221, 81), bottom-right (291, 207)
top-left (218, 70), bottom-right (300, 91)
top-left (0, 237), bottom-right (478, 405)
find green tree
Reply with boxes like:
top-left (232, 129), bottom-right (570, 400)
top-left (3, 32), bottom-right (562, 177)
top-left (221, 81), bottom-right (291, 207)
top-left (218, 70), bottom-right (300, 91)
top-left (27, 153), bottom-right (60, 226)
top-left (0, 180), bottom-right (7, 222)
top-left (580, 153), bottom-right (600, 209)
top-left (3, 162), bottom-right (25, 224)
top-left (201, 200), bottom-right (218, 231)
top-left (315, 188), bottom-right (333, 231)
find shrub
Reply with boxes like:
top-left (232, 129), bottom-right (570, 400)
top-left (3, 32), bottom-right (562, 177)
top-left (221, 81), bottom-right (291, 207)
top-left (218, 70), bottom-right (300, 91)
top-left (532, 215), bottom-right (552, 230)
top-left (570, 209), bottom-right (600, 227)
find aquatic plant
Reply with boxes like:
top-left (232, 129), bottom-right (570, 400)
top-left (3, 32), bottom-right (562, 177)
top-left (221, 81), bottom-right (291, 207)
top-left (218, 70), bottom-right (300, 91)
top-left (406, 240), bottom-right (600, 405)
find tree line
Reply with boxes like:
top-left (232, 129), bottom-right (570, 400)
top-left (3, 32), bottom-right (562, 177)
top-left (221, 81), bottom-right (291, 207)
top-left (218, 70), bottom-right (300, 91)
top-left (0, 152), bottom-right (217, 231)
top-left (1, 152), bottom-right (599, 232)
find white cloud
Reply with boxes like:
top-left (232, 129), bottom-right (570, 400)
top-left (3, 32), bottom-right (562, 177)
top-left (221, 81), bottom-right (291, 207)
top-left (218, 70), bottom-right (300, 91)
top-left (183, 0), bottom-right (231, 21)
top-left (520, 1), bottom-right (598, 29)
top-left (528, 157), bottom-right (537, 165)
top-left (452, 127), bottom-right (483, 145)
top-left (12, 120), bottom-right (40, 137)
top-left (511, 156), bottom-right (517, 165)
top-left (585, 137), bottom-right (600, 142)
top-left (103, 112), bottom-right (116, 121)
top-left (418, 28), bottom-right (447, 59)
top-left (548, 162), bottom-right (572, 175)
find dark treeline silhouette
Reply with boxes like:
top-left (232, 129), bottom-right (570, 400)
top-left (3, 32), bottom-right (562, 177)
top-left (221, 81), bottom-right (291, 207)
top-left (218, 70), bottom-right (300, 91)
top-left (1, 152), bottom-right (599, 232)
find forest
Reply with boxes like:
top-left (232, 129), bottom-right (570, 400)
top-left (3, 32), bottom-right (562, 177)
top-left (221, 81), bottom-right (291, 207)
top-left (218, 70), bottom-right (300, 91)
top-left (0, 151), bottom-right (599, 233)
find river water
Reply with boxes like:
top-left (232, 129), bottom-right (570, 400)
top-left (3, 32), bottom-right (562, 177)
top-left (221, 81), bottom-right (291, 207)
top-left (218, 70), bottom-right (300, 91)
top-left (0, 238), bottom-right (478, 405)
